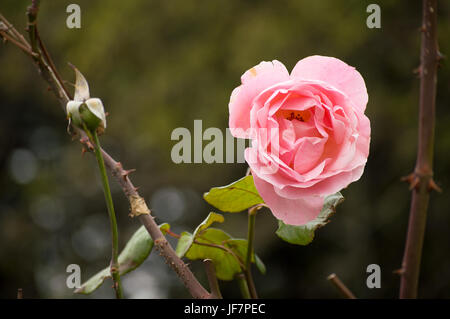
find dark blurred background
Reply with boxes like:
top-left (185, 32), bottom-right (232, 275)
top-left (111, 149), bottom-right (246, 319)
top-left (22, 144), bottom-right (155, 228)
top-left (0, 0), bottom-right (449, 299)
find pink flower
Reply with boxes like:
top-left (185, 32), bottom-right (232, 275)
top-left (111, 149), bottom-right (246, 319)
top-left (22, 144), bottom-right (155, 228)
top-left (229, 56), bottom-right (370, 225)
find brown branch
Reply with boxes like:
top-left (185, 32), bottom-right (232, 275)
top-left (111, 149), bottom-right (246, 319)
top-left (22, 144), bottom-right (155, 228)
top-left (0, 30), bottom-right (36, 57)
top-left (0, 12), bottom-right (31, 49)
top-left (101, 151), bottom-right (211, 299)
top-left (400, 0), bottom-right (440, 299)
top-left (327, 273), bottom-right (357, 299)
top-left (0, 4), bottom-right (212, 299)
top-left (203, 259), bottom-right (222, 299)
top-left (165, 228), bottom-right (247, 270)
top-left (24, 1), bottom-right (69, 107)
top-left (26, 1), bottom-right (39, 54)
top-left (36, 28), bottom-right (72, 100)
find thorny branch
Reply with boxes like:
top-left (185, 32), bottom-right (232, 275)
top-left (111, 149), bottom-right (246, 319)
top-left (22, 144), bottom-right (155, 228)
top-left (0, 3), bottom-right (212, 299)
top-left (399, 0), bottom-right (441, 299)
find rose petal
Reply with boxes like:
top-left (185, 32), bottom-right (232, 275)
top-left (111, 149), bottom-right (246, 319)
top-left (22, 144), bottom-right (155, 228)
top-left (275, 164), bottom-right (365, 198)
top-left (66, 100), bottom-right (83, 125)
top-left (291, 55), bottom-right (368, 112)
top-left (293, 136), bottom-right (326, 174)
top-left (253, 173), bottom-right (324, 225)
top-left (229, 61), bottom-right (290, 138)
top-left (85, 98), bottom-right (107, 129)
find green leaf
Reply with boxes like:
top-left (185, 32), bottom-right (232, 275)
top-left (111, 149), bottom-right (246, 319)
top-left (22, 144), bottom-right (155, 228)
top-left (75, 223), bottom-right (169, 294)
top-left (184, 228), bottom-right (264, 281)
top-left (193, 212), bottom-right (224, 235)
top-left (224, 238), bottom-right (265, 274)
top-left (185, 228), bottom-right (243, 281)
top-left (175, 231), bottom-right (194, 258)
top-left (160, 223), bottom-right (170, 234)
top-left (203, 175), bottom-right (264, 213)
top-left (74, 267), bottom-right (110, 296)
top-left (117, 225), bottom-right (154, 274)
top-left (175, 212), bottom-right (265, 280)
top-left (255, 255), bottom-right (266, 275)
top-left (275, 192), bottom-right (344, 246)
top-left (175, 212), bottom-right (224, 258)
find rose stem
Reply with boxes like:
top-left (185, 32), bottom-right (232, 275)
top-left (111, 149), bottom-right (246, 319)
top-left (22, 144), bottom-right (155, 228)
top-left (244, 207), bottom-right (258, 299)
top-left (85, 127), bottom-right (124, 299)
top-left (399, 0), bottom-right (441, 298)
top-left (237, 273), bottom-right (251, 299)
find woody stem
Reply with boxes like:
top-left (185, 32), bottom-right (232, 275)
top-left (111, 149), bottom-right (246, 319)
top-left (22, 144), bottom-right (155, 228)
top-left (400, 0), bottom-right (439, 299)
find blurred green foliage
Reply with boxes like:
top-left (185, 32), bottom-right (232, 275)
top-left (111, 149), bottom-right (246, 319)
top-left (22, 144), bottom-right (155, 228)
top-left (0, 0), bottom-right (449, 298)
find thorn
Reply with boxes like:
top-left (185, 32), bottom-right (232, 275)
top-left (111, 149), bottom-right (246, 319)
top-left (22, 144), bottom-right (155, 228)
top-left (79, 137), bottom-right (94, 150)
top-left (81, 146), bottom-right (88, 156)
top-left (410, 177), bottom-right (420, 190)
top-left (47, 86), bottom-right (52, 92)
top-left (412, 65), bottom-right (422, 78)
top-left (393, 268), bottom-right (405, 275)
top-left (121, 169), bottom-right (136, 181)
top-left (115, 162), bottom-right (123, 171)
top-left (401, 173), bottom-right (420, 190)
top-left (428, 179), bottom-right (442, 193)
top-left (133, 187), bottom-right (140, 192)
top-left (80, 137), bottom-right (89, 144)
top-left (419, 24), bottom-right (426, 33)
top-left (105, 112), bottom-right (110, 117)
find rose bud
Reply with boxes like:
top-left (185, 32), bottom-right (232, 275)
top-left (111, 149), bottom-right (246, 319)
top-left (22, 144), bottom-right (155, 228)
top-left (66, 65), bottom-right (106, 133)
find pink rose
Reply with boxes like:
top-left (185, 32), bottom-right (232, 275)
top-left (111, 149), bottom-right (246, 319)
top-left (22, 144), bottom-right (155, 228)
top-left (229, 56), bottom-right (370, 225)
